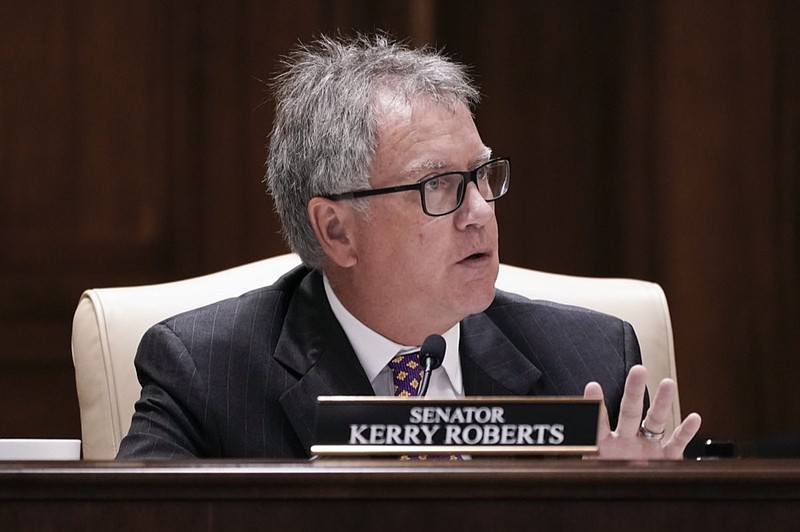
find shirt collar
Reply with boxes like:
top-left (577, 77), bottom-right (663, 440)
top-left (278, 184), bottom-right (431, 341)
top-left (323, 275), bottom-right (462, 392)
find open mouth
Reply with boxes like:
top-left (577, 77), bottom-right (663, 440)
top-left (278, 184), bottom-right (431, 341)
top-left (461, 252), bottom-right (488, 262)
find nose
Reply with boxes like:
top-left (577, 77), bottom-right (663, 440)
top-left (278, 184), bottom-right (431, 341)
top-left (454, 182), bottom-right (494, 229)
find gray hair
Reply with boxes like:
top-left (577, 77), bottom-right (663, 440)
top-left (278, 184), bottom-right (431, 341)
top-left (265, 33), bottom-right (480, 269)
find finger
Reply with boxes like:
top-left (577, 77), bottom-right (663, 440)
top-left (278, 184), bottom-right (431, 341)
top-left (584, 381), bottom-right (611, 439)
top-left (616, 365), bottom-right (649, 438)
top-left (641, 378), bottom-right (677, 436)
top-left (663, 413), bottom-right (703, 459)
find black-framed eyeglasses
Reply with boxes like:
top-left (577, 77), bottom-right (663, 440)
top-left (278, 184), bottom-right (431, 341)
top-left (322, 157), bottom-right (511, 217)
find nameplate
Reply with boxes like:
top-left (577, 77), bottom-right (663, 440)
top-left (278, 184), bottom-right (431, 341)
top-left (311, 396), bottom-right (600, 456)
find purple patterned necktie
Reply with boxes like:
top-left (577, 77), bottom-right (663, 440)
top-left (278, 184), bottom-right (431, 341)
top-left (388, 351), bottom-right (423, 397)
top-left (388, 351), bottom-right (461, 461)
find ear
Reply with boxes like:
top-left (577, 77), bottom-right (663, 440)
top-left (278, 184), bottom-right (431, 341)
top-left (307, 197), bottom-right (358, 268)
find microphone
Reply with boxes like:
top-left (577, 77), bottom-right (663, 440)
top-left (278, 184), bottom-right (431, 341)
top-left (418, 334), bottom-right (446, 397)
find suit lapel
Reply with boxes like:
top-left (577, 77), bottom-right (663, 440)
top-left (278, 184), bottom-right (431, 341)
top-left (273, 270), bottom-right (373, 451)
top-left (271, 273), bottom-right (544, 450)
top-left (460, 310), bottom-right (542, 396)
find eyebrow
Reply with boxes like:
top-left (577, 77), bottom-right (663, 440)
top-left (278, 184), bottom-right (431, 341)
top-left (406, 147), bottom-right (494, 176)
top-left (472, 147), bottom-right (494, 166)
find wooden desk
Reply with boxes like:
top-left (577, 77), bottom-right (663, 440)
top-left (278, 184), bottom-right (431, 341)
top-left (2, 459), bottom-right (799, 531)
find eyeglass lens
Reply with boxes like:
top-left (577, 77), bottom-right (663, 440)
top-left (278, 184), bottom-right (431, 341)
top-left (423, 159), bottom-right (509, 216)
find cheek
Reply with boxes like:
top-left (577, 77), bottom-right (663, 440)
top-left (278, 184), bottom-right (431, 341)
top-left (377, 210), bottom-right (443, 248)
top-left (358, 204), bottom-right (454, 270)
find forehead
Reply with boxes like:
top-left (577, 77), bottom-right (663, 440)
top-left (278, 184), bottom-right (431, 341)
top-left (371, 93), bottom-right (487, 180)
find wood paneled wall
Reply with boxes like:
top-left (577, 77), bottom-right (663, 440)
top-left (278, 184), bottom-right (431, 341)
top-left (1, 0), bottom-right (797, 447)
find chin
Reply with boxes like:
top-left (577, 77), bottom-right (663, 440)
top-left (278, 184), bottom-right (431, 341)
top-left (459, 282), bottom-right (497, 317)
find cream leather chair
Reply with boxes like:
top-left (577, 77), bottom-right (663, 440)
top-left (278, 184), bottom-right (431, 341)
top-left (71, 254), bottom-right (680, 460)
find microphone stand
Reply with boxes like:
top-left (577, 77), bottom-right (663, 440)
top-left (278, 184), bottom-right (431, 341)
top-left (418, 357), bottom-right (435, 397)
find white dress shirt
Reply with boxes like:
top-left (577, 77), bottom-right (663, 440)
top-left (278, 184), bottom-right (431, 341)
top-left (323, 275), bottom-right (463, 398)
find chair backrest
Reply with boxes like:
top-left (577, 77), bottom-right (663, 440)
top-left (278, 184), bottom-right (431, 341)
top-left (71, 254), bottom-right (680, 459)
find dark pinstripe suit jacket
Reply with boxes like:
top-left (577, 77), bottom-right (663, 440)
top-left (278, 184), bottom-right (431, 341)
top-left (117, 266), bottom-right (642, 459)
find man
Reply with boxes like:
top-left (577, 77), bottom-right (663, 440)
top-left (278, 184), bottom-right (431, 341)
top-left (117, 34), bottom-right (700, 460)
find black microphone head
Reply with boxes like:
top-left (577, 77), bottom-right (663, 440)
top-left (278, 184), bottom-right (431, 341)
top-left (420, 334), bottom-right (446, 370)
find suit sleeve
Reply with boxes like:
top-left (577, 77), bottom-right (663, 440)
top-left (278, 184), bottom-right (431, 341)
top-left (590, 318), bottom-right (648, 429)
top-left (116, 323), bottom-right (217, 459)
top-left (622, 320), bottom-right (650, 421)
